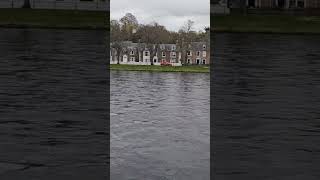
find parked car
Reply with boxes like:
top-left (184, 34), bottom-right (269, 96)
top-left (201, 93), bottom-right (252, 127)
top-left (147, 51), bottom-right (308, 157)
top-left (160, 61), bottom-right (172, 66)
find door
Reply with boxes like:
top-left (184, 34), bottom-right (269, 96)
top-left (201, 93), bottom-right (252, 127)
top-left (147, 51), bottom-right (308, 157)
top-left (123, 55), bottom-right (128, 63)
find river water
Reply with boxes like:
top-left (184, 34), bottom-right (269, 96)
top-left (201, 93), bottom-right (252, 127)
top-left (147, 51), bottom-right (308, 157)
top-left (213, 33), bottom-right (320, 180)
top-left (0, 28), bottom-right (108, 179)
top-left (3, 28), bottom-right (317, 180)
top-left (110, 71), bottom-right (210, 180)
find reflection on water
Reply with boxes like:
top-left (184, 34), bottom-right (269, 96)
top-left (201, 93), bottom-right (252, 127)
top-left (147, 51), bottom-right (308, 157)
top-left (213, 33), bottom-right (320, 180)
top-left (0, 28), bottom-right (108, 179)
top-left (111, 71), bottom-right (210, 180)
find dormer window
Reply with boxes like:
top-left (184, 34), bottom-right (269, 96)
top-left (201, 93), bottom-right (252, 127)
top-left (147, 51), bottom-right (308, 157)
top-left (162, 52), bottom-right (166, 57)
top-left (172, 45), bottom-right (176, 51)
top-left (130, 51), bottom-right (134, 55)
top-left (197, 51), bottom-right (200, 57)
top-left (187, 51), bottom-right (192, 56)
top-left (161, 45), bottom-right (165, 50)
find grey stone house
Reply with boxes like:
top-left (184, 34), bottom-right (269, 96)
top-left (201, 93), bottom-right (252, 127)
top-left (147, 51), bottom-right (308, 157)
top-left (110, 42), bottom-right (181, 65)
top-left (185, 42), bottom-right (210, 65)
top-left (110, 41), bottom-right (210, 65)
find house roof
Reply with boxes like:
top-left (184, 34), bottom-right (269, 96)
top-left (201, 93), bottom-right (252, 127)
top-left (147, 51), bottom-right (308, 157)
top-left (111, 41), bottom-right (209, 51)
top-left (190, 42), bottom-right (209, 51)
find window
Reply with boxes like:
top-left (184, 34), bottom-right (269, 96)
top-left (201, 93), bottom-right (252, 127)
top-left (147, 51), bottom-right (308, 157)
top-left (144, 51), bottom-right (149, 56)
top-left (202, 59), bottom-right (206, 64)
top-left (171, 52), bottom-right (176, 57)
top-left (187, 51), bottom-right (192, 56)
top-left (197, 51), bottom-right (200, 57)
top-left (161, 45), bottom-right (165, 50)
top-left (172, 45), bottom-right (176, 50)
top-left (203, 45), bottom-right (206, 50)
top-left (130, 57), bottom-right (135, 61)
top-left (202, 51), bottom-right (206, 57)
top-left (187, 58), bottom-right (191, 64)
top-left (130, 51), bottom-right (134, 55)
top-left (162, 52), bottom-right (166, 57)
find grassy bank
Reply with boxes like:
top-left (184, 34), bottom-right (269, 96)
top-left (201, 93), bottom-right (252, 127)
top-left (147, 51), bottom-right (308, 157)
top-left (0, 8), bottom-right (107, 29)
top-left (212, 15), bottom-right (320, 34)
top-left (110, 64), bottom-right (209, 73)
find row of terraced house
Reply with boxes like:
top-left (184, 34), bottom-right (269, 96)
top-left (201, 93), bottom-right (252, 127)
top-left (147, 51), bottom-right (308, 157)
top-left (110, 41), bottom-right (210, 66)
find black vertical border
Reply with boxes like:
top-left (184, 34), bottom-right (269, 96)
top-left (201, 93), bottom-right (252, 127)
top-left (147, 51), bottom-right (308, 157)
top-left (106, 1), bottom-right (111, 179)
top-left (210, 1), bottom-right (214, 179)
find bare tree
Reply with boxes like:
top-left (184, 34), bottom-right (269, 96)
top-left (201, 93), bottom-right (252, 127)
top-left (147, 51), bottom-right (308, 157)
top-left (178, 19), bottom-right (195, 65)
top-left (137, 22), bottom-right (167, 65)
top-left (110, 20), bottom-right (125, 64)
top-left (181, 20), bottom-right (195, 33)
top-left (119, 13), bottom-right (139, 41)
top-left (204, 27), bottom-right (210, 43)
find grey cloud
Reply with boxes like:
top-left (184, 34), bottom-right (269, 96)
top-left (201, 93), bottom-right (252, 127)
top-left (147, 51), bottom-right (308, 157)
top-left (111, 0), bottom-right (210, 31)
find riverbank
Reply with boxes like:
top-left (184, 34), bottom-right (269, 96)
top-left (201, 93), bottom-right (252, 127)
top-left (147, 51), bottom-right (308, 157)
top-left (0, 9), bottom-right (107, 29)
top-left (212, 15), bottom-right (320, 34)
top-left (110, 64), bottom-right (209, 73)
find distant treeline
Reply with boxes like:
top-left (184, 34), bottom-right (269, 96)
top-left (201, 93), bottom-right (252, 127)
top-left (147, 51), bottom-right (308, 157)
top-left (110, 13), bottom-right (210, 44)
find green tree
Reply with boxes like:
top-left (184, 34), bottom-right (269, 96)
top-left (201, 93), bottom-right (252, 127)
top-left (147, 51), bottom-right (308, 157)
top-left (119, 13), bottom-right (139, 41)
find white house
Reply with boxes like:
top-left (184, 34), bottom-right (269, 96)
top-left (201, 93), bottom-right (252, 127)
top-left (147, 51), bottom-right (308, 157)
top-left (110, 41), bottom-right (210, 66)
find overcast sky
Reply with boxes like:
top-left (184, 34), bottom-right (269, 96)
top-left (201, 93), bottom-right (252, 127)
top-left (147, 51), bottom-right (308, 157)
top-left (110, 0), bottom-right (210, 32)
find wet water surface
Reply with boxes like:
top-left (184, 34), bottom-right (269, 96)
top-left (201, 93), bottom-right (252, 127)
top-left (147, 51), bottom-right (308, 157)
top-left (213, 33), bottom-right (320, 180)
top-left (0, 28), bottom-right (108, 179)
top-left (110, 71), bottom-right (210, 180)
